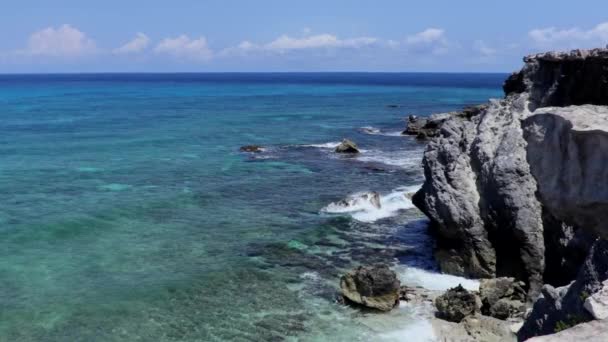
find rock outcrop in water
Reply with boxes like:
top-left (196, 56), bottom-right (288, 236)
top-left (340, 264), bottom-right (400, 311)
top-left (413, 49), bottom-right (608, 302)
top-left (335, 139), bottom-right (360, 153)
top-left (412, 48), bottom-right (608, 339)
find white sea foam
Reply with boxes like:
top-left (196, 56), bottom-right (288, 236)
top-left (321, 188), bottom-right (415, 223)
top-left (395, 265), bottom-right (480, 291)
top-left (378, 318), bottom-right (437, 342)
top-left (359, 126), bottom-right (404, 137)
top-left (302, 141), bottom-right (342, 149)
top-left (357, 149), bottom-right (422, 169)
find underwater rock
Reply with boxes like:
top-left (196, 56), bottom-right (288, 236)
top-left (340, 264), bottom-right (400, 312)
top-left (334, 139), bottom-right (360, 154)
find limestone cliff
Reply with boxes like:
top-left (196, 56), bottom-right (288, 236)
top-left (413, 49), bottom-right (608, 300)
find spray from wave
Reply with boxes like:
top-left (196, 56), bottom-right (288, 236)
top-left (320, 185), bottom-right (421, 223)
top-left (359, 126), bottom-right (404, 137)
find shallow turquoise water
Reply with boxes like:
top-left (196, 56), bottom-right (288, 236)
top-left (0, 73), bottom-right (503, 341)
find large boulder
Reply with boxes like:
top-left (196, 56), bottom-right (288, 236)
top-left (340, 264), bottom-right (400, 311)
top-left (479, 277), bottom-right (526, 319)
top-left (435, 284), bottom-right (482, 322)
top-left (335, 139), bottom-right (360, 154)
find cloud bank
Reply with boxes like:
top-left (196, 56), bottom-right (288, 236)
top-left (529, 22), bottom-right (608, 49)
top-left (20, 24), bottom-right (97, 57)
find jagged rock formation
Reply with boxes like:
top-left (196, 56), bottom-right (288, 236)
top-left (413, 49), bottom-right (608, 301)
top-left (518, 239), bottom-right (608, 340)
top-left (504, 49), bottom-right (608, 108)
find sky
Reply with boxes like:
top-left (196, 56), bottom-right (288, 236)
top-left (1, 0), bottom-right (607, 73)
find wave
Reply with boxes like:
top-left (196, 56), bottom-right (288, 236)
top-left (320, 187), bottom-right (419, 223)
top-left (356, 149), bottom-right (423, 169)
top-left (394, 265), bottom-right (480, 292)
top-left (359, 126), bottom-right (404, 137)
top-left (301, 141), bottom-right (342, 149)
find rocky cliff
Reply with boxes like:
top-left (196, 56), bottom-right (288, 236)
top-left (413, 48), bottom-right (608, 302)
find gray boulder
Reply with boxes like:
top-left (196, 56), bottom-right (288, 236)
top-left (340, 264), bottom-right (400, 311)
top-left (435, 284), bottom-right (482, 322)
top-left (479, 278), bottom-right (526, 319)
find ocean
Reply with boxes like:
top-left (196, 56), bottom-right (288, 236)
top-left (0, 73), bottom-right (504, 341)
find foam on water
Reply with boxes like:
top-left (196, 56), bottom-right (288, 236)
top-left (359, 126), bottom-right (404, 137)
top-left (395, 265), bottom-right (480, 291)
top-left (357, 149), bottom-right (423, 169)
top-left (378, 318), bottom-right (437, 342)
top-left (321, 188), bottom-right (416, 223)
top-left (302, 141), bottom-right (342, 149)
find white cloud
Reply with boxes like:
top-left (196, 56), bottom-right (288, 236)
top-left (154, 35), bottom-right (213, 61)
top-left (473, 40), bottom-right (497, 57)
top-left (114, 33), bottom-right (150, 54)
top-left (529, 22), bottom-right (608, 49)
top-left (399, 28), bottom-right (450, 55)
top-left (21, 24), bottom-right (97, 57)
top-left (265, 34), bottom-right (377, 52)
top-left (406, 28), bottom-right (445, 45)
top-left (222, 33), bottom-right (378, 56)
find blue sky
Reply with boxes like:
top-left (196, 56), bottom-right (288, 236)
top-left (1, 0), bottom-right (607, 72)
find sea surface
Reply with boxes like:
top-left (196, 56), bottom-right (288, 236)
top-left (0, 73), bottom-right (504, 341)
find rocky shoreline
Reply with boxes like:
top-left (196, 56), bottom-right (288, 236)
top-left (337, 48), bottom-right (608, 341)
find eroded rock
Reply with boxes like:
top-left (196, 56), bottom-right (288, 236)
top-left (518, 239), bottom-right (608, 340)
top-left (340, 264), bottom-right (400, 311)
top-left (435, 284), bottom-right (482, 322)
top-left (479, 277), bottom-right (527, 319)
top-left (335, 139), bottom-right (360, 154)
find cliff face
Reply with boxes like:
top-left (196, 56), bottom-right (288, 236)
top-left (413, 49), bottom-right (608, 300)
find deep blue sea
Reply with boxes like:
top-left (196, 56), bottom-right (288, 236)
top-left (0, 73), bottom-right (504, 341)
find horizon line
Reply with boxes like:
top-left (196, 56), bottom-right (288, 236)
top-left (0, 70), bottom-right (511, 76)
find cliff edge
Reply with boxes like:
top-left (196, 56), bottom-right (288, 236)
top-left (413, 48), bottom-right (608, 303)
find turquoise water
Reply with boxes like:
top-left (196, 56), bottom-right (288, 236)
top-left (0, 73), bottom-right (504, 341)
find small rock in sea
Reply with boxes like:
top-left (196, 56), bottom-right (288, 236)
top-left (335, 139), bottom-right (360, 154)
top-left (386, 104), bottom-right (401, 108)
top-left (340, 264), bottom-right (400, 312)
top-left (435, 284), bottom-right (482, 322)
top-left (239, 145), bottom-right (264, 153)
